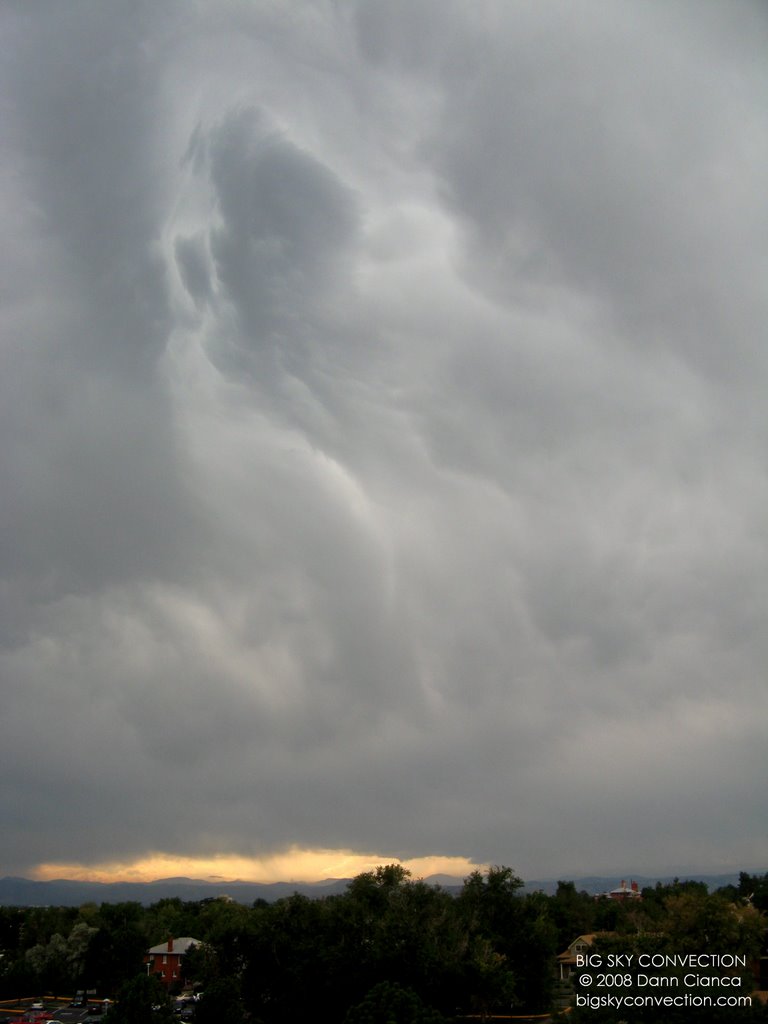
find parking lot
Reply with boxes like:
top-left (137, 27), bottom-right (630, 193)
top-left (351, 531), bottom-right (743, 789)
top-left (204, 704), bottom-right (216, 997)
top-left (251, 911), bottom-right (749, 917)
top-left (0, 999), bottom-right (109, 1024)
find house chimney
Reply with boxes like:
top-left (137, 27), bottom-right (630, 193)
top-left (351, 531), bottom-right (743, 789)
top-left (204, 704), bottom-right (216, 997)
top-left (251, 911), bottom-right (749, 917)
top-left (167, 937), bottom-right (173, 953)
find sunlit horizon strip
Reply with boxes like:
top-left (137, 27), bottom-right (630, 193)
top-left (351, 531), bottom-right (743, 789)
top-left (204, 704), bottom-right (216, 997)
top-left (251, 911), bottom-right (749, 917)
top-left (33, 848), bottom-right (488, 885)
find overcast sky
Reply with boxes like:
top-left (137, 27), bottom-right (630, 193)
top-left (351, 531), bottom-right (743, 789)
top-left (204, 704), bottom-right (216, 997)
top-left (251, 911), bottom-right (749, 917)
top-left (2, 0), bottom-right (767, 884)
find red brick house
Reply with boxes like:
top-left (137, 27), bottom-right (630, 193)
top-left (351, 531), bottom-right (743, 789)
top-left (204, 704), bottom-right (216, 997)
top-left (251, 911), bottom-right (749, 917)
top-left (146, 936), bottom-right (200, 986)
top-left (604, 879), bottom-right (641, 901)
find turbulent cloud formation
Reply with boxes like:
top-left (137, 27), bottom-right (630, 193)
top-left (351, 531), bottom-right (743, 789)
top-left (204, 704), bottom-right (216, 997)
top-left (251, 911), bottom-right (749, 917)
top-left (2, 0), bottom-right (767, 881)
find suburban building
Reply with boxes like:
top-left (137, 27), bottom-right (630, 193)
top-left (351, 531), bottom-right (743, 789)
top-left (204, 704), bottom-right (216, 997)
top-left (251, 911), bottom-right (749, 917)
top-left (146, 936), bottom-right (201, 986)
top-left (556, 934), bottom-right (597, 981)
top-left (603, 879), bottom-right (641, 900)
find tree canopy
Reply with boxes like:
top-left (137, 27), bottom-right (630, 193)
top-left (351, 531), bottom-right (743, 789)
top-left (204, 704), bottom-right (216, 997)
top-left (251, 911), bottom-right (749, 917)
top-left (0, 866), bottom-right (765, 1023)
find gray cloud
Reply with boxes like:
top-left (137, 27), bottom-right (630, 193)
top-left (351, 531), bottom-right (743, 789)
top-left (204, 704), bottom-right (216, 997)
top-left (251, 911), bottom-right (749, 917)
top-left (1, 0), bottom-right (766, 879)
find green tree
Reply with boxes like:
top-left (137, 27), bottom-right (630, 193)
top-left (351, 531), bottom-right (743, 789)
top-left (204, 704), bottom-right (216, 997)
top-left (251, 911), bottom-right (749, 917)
top-left (660, 888), bottom-right (765, 977)
top-left (24, 921), bottom-right (97, 995)
top-left (194, 977), bottom-right (245, 1024)
top-left (196, 898), bottom-right (252, 979)
top-left (549, 881), bottom-right (596, 949)
top-left (67, 921), bottom-right (99, 985)
top-left (25, 933), bottom-right (68, 994)
top-left (144, 899), bottom-right (196, 946)
top-left (344, 981), bottom-right (445, 1024)
top-left (455, 868), bottom-right (520, 1015)
top-left (455, 866), bottom-right (554, 1013)
top-left (82, 903), bottom-right (147, 995)
top-left (734, 872), bottom-right (768, 913)
top-left (179, 940), bottom-right (217, 991)
top-left (103, 974), bottom-right (174, 1024)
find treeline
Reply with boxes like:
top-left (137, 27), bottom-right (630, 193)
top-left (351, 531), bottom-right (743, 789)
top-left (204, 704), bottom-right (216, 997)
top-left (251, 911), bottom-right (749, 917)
top-left (0, 866), bottom-right (766, 1023)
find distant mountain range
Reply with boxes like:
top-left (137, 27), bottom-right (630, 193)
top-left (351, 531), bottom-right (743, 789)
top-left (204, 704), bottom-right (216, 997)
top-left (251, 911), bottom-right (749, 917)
top-left (0, 872), bottom-right (748, 907)
top-left (0, 875), bottom-right (351, 907)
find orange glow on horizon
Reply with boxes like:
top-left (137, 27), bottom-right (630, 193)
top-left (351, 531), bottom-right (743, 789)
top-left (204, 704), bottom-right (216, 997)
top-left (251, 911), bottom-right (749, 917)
top-left (33, 848), bottom-right (487, 885)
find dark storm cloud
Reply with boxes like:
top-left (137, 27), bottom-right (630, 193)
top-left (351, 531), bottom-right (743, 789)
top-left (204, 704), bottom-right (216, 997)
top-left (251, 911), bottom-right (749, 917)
top-left (209, 109), bottom-right (356, 319)
top-left (358, 1), bottom-right (768, 378)
top-left (0, 0), bottom-right (202, 636)
top-left (1, 0), bottom-right (766, 878)
top-left (174, 234), bottom-right (213, 306)
top-left (5, 0), bottom-right (176, 374)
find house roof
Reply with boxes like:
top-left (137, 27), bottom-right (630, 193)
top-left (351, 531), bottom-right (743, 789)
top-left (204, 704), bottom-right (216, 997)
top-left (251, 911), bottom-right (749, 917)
top-left (557, 934), bottom-right (597, 961)
top-left (556, 933), bottom-right (615, 962)
top-left (147, 937), bottom-right (201, 956)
